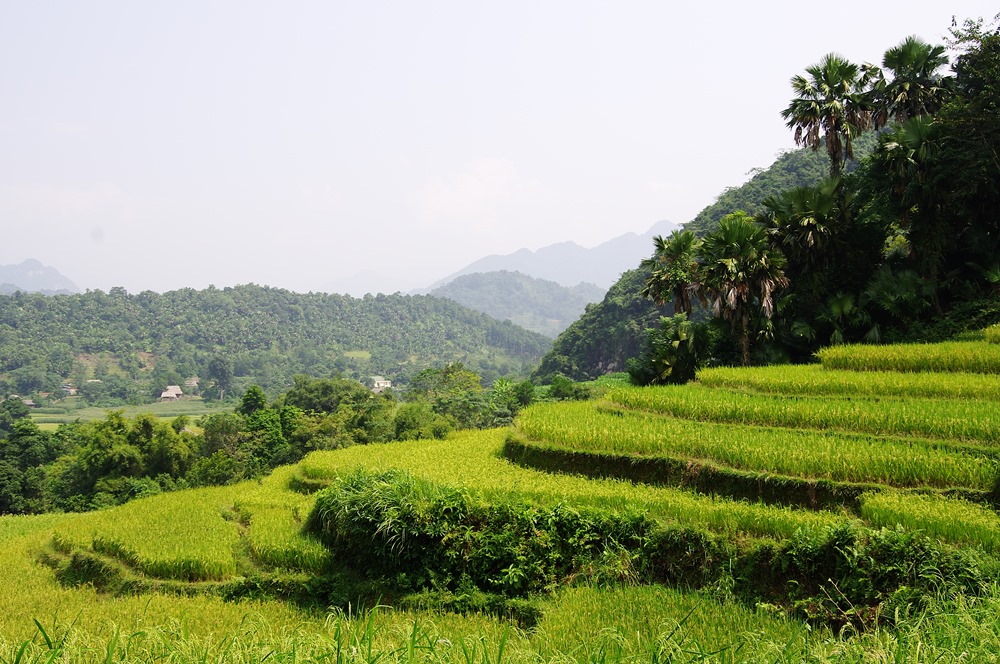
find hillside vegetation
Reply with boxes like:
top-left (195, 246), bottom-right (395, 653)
top-left (431, 271), bottom-right (605, 338)
top-left (0, 284), bottom-right (551, 401)
top-left (532, 267), bottom-right (671, 381)
top-left (3, 337), bottom-right (1000, 660)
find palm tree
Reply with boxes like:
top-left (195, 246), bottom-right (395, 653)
top-left (640, 229), bottom-right (703, 315)
top-left (780, 53), bottom-right (874, 178)
top-left (699, 212), bottom-right (789, 366)
top-left (871, 36), bottom-right (951, 128)
top-left (758, 177), bottom-right (843, 271)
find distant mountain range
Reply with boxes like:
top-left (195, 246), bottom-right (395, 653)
top-left (0, 259), bottom-right (79, 295)
top-left (422, 219), bottom-right (677, 292)
top-left (429, 271), bottom-right (606, 338)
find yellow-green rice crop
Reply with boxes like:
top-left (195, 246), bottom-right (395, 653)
top-left (297, 429), bottom-right (843, 539)
top-left (860, 491), bottom-right (1000, 553)
top-left (235, 467), bottom-right (331, 573)
top-left (816, 341), bottom-right (1000, 373)
top-left (697, 363), bottom-right (1000, 401)
top-left (606, 383), bottom-right (1000, 445)
top-left (532, 585), bottom-right (819, 661)
top-left (52, 486), bottom-right (244, 581)
top-left (985, 323), bottom-right (1000, 344)
top-left (515, 402), bottom-right (996, 489)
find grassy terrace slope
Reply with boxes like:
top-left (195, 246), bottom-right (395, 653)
top-left (3, 338), bottom-right (1000, 660)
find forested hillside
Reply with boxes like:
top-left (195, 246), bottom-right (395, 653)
top-left (532, 144), bottom-right (830, 379)
top-left (682, 146), bottom-right (833, 236)
top-left (532, 268), bottom-right (669, 380)
top-left (430, 271), bottom-right (606, 338)
top-left (0, 284), bottom-right (551, 400)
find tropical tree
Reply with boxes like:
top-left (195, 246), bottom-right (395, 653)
top-left (758, 177), bottom-right (845, 271)
top-left (781, 53), bottom-right (874, 178)
top-left (627, 313), bottom-right (707, 386)
top-left (639, 229), bottom-right (703, 315)
top-left (699, 212), bottom-right (789, 366)
top-left (870, 35), bottom-right (951, 128)
top-left (872, 116), bottom-right (947, 303)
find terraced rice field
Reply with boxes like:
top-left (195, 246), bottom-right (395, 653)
top-left (3, 336), bottom-right (1000, 661)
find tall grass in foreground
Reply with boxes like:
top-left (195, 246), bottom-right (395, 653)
top-left (606, 383), bottom-right (1000, 444)
top-left (4, 583), bottom-right (1000, 662)
top-left (697, 363), bottom-right (1000, 401)
top-left (816, 340), bottom-right (1000, 373)
top-left (515, 402), bottom-right (996, 489)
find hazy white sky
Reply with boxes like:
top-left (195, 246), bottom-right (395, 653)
top-left (1, 2), bottom-right (995, 295)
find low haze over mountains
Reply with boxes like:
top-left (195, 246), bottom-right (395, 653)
top-left (422, 219), bottom-right (676, 292)
top-left (430, 271), bottom-right (606, 338)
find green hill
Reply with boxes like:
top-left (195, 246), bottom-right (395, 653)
top-left (0, 284), bottom-right (551, 400)
top-left (430, 271), bottom-right (606, 338)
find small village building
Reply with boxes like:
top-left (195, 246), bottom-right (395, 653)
top-left (370, 376), bottom-right (392, 394)
top-left (160, 385), bottom-right (184, 401)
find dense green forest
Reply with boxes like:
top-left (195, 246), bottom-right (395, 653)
top-left (430, 270), bottom-right (606, 338)
top-left (0, 284), bottom-right (551, 403)
top-left (539, 22), bottom-right (1000, 380)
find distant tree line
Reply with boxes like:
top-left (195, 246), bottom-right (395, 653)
top-left (0, 364), bottom-right (540, 516)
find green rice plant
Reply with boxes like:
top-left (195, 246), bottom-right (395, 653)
top-left (816, 340), bottom-right (1000, 373)
top-left (697, 363), bottom-right (1000, 401)
top-left (606, 383), bottom-right (1000, 445)
top-left (860, 491), bottom-right (1000, 553)
top-left (234, 496), bottom-right (332, 574)
top-left (51, 487), bottom-right (244, 581)
top-left (985, 323), bottom-right (1000, 344)
top-left (531, 584), bottom-right (818, 662)
top-left (515, 401), bottom-right (996, 490)
top-left (297, 429), bottom-right (843, 540)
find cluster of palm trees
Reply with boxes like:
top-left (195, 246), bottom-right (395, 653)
top-left (641, 34), bottom-right (965, 368)
top-left (780, 36), bottom-right (950, 180)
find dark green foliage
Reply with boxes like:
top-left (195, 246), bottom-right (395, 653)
top-left (306, 468), bottom-right (656, 597)
top-left (734, 524), bottom-right (990, 629)
top-left (406, 364), bottom-right (489, 429)
top-left (546, 374), bottom-right (591, 400)
top-left (281, 375), bottom-right (373, 415)
top-left (430, 270), bottom-right (606, 338)
top-left (236, 385), bottom-right (267, 417)
top-left (627, 314), bottom-right (707, 385)
top-left (684, 146), bottom-right (845, 236)
top-left (391, 401), bottom-right (452, 441)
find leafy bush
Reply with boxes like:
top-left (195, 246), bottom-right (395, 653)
top-left (627, 314), bottom-right (707, 385)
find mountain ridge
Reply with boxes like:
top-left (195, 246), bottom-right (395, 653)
top-left (419, 219), bottom-right (677, 292)
top-left (429, 270), bottom-right (606, 338)
top-left (0, 259), bottom-right (80, 295)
